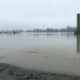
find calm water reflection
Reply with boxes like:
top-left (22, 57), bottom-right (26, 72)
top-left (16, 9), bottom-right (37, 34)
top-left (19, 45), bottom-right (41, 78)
top-left (0, 32), bottom-right (80, 76)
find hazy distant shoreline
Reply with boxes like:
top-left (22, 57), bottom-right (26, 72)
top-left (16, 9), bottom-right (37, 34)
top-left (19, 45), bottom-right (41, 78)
top-left (0, 27), bottom-right (76, 34)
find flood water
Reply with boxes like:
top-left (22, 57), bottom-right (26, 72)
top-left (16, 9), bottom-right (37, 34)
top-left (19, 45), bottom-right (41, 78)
top-left (0, 32), bottom-right (80, 76)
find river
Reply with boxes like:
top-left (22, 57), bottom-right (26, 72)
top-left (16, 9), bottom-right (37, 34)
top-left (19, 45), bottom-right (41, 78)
top-left (0, 32), bottom-right (80, 76)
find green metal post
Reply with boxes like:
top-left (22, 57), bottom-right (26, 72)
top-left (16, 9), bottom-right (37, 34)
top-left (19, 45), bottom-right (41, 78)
top-left (77, 14), bottom-right (80, 34)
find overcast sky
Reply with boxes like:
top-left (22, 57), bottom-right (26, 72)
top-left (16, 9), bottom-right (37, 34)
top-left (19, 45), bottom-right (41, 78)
top-left (0, 0), bottom-right (80, 30)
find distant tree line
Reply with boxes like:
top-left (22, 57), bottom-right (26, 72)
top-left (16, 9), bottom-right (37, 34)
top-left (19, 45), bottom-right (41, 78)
top-left (0, 27), bottom-right (76, 34)
top-left (0, 30), bottom-right (24, 34)
top-left (27, 27), bottom-right (76, 32)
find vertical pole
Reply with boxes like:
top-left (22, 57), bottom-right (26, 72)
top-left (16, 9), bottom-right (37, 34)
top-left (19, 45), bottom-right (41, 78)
top-left (77, 14), bottom-right (80, 33)
top-left (77, 35), bottom-right (80, 52)
top-left (77, 14), bottom-right (80, 52)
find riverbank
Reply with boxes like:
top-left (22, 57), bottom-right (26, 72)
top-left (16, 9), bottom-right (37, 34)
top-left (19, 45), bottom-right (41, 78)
top-left (0, 63), bottom-right (80, 80)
